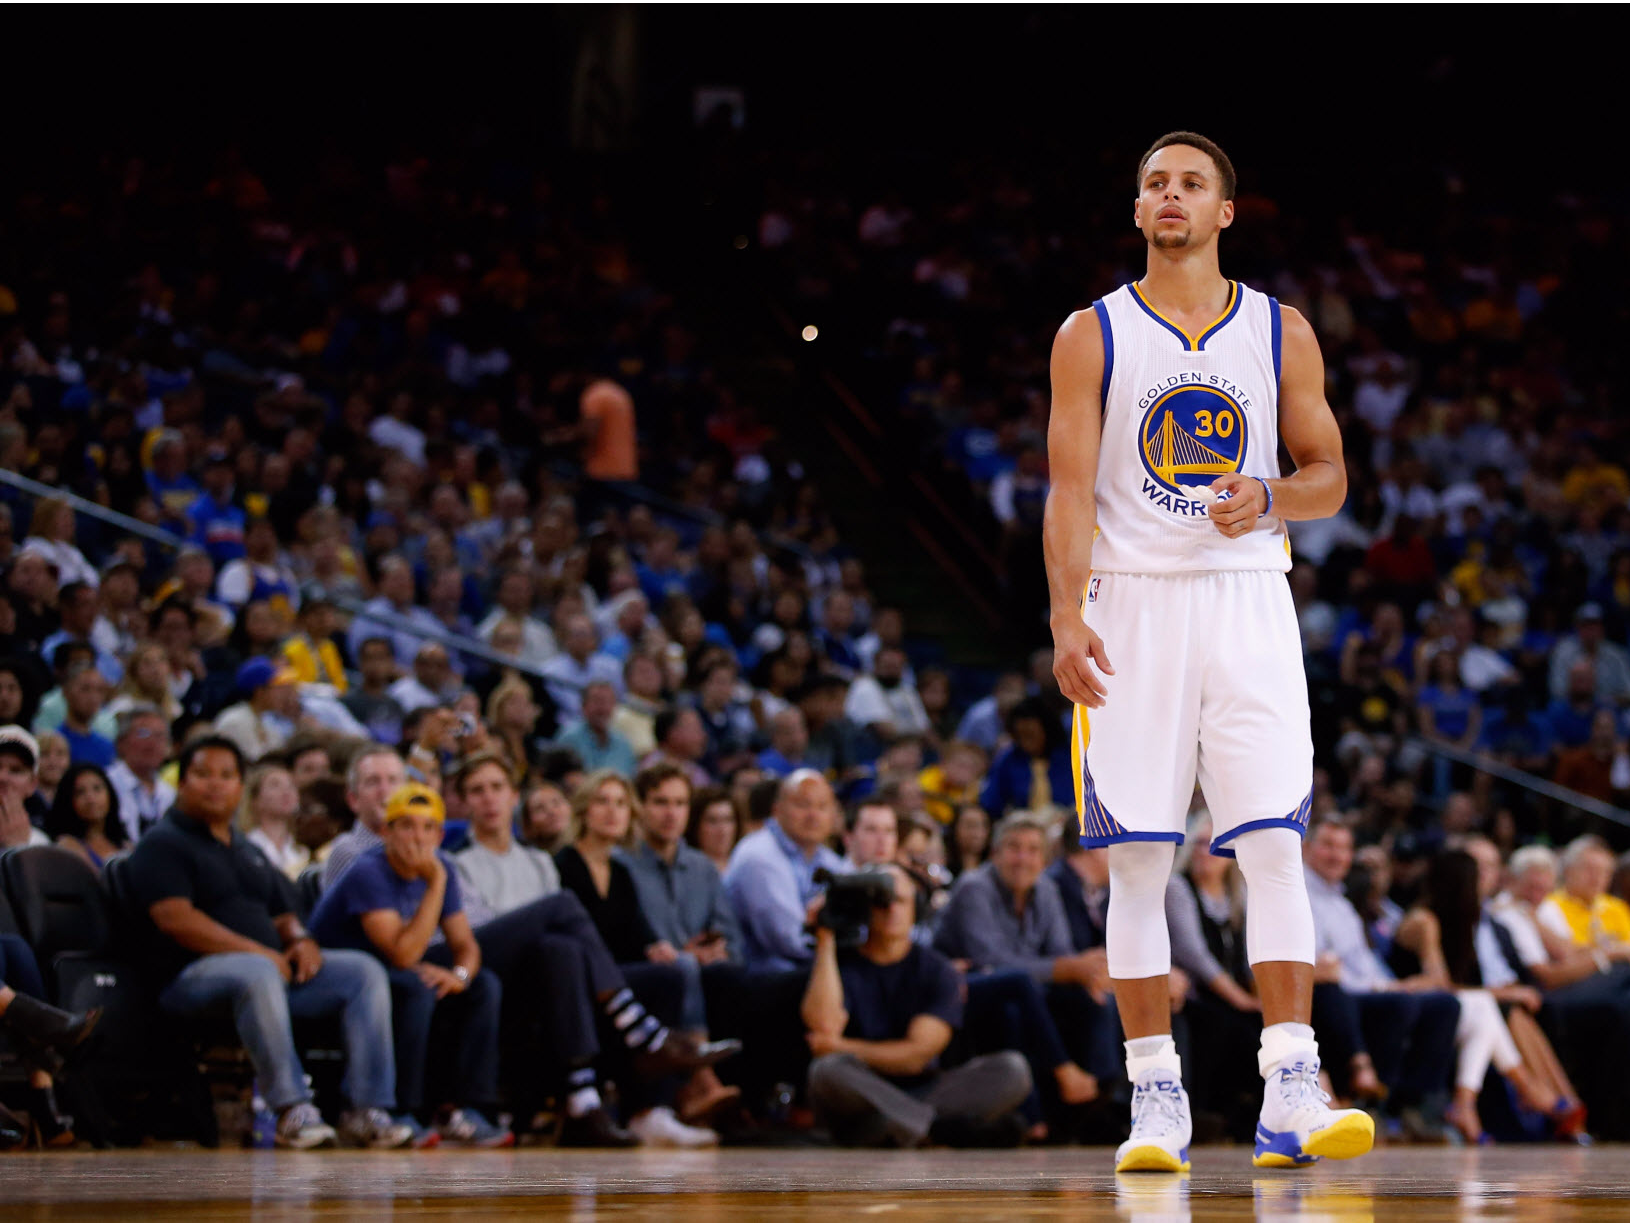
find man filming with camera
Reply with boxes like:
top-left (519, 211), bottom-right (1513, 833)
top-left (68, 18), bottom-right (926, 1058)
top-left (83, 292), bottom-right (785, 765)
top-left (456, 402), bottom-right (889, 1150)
top-left (801, 863), bottom-right (1032, 1147)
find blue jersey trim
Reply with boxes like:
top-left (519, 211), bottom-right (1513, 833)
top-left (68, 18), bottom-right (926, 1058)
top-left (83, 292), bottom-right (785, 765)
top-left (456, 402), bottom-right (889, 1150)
top-left (1091, 299), bottom-right (1115, 408)
top-left (1208, 789), bottom-right (1315, 859)
top-left (1077, 830), bottom-right (1187, 849)
top-left (1129, 283), bottom-right (1196, 349)
top-left (1269, 297), bottom-right (1283, 386)
top-left (1195, 281), bottom-right (1243, 350)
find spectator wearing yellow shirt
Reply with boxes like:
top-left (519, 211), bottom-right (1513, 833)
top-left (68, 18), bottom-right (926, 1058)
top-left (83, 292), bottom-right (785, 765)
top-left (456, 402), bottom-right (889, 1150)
top-left (1536, 836), bottom-right (1630, 958)
top-left (1560, 441), bottom-right (1630, 510)
top-left (281, 587), bottom-right (348, 694)
top-left (918, 741), bottom-right (987, 826)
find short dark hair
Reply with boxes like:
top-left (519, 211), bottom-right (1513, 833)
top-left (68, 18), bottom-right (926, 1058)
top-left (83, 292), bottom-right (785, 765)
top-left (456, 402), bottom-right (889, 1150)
top-left (358, 636), bottom-right (395, 657)
top-left (846, 797), bottom-right (897, 833)
top-left (59, 580), bottom-right (94, 609)
top-left (178, 734), bottom-right (245, 781)
top-left (634, 761), bottom-right (692, 802)
top-left (654, 706), bottom-right (696, 746)
top-left (1137, 131), bottom-right (1237, 202)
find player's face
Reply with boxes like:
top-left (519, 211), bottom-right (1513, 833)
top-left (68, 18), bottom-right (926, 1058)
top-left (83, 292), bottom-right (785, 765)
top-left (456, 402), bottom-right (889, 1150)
top-left (1135, 146), bottom-right (1233, 251)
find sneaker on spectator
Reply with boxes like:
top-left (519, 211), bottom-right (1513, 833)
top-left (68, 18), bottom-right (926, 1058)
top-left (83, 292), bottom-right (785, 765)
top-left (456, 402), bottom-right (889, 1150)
top-left (628, 1105), bottom-right (719, 1148)
top-left (276, 1102), bottom-right (337, 1150)
top-left (437, 1107), bottom-right (515, 1148)
top-left (397, 1114), bottom-right (441, 1149)
top-left (338, 1108), bottom-right (414, 1150)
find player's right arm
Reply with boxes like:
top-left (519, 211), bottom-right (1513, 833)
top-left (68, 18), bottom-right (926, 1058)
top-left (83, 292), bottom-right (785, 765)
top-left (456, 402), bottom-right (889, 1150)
top-left (1044, 309), bottom-right (1115, 709)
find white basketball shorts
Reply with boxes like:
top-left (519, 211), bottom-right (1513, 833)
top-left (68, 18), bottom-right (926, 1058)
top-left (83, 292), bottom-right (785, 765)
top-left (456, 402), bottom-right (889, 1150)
top-left (1072, 569), bottom-right (1313, 859)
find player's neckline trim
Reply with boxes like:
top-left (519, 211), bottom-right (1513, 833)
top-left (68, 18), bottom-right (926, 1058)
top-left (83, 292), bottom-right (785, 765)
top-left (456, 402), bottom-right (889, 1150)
top-left (1129, 280), bottom-right (1241, 352)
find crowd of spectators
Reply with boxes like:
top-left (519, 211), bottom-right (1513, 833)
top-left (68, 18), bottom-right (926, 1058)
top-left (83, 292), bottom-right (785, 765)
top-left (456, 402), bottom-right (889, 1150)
top-left (4, 125), bottom-right (1630, 1155)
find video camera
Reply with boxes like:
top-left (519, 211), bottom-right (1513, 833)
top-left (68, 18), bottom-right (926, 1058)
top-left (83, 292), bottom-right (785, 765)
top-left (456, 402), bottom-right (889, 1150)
top-left (814, 867), bottom-right (897, 946)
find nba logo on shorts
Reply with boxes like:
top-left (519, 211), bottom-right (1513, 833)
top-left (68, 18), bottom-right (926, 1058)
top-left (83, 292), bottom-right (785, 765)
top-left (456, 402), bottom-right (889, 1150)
top-left (1087, 576), bottom-right (1102, 603)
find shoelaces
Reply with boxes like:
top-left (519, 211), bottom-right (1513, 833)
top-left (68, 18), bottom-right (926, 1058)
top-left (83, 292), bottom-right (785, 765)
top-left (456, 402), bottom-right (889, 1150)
top-left (1130, 1079), bottom-right (1187, 1136)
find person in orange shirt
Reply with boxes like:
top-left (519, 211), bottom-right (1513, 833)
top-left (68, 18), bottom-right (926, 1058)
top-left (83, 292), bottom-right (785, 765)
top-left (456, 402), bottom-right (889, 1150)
top-left (579, 378), bottom-right (638, 483)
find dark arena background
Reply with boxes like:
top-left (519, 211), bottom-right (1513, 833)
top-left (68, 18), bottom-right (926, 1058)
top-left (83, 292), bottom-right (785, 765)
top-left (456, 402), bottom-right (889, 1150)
top-left (4, 7), bottom-right (1630, 1219)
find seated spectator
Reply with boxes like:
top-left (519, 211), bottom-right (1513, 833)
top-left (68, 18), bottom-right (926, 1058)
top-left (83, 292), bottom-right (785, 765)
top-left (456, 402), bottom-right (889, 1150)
top-left (690, 657), bottom-right (757, 778)
top-left (57, 662), bottom-right (115, 768)
top-left (628, 766), bottom-right (743, 968)
top-left (1394, 844), bottom-right (1585, 1142)
top-left (346, 555), bottom-right (443, 669)
top-left (919, 741), bottom-right (986, 827)
top-left (944, 803), bottom-right (992, 880)
top-left (813, 590), bottom-right (862, 679)
top-left (1536, 835), bottom-right (1630, 952)
top-left (799, 674), bottom-right (870, 780)
top-left (611, 652), bottom-right (665, 758)
top-left (0, 727), bottom-right (53, 850)
top-left (520, 777), bottom-right (573, 854)
top-left (45, 762), bottom-right (128, 870)
top-left (936, 814), bottom-right (1113, 1116)
top-left (556, 680), bottom-right (638, 778)
top-left (307, 782), bottom-right (513, 1148)
top-left (389, 643), bottom-right (463, 716)
top-left (124, 736), bottom-right (412, 1150)
top-left (31, 731), bottom-right (69, 826)
top-left (39, 581), bottom-right (122, 686)
top-left (32, 642), bottom-right (116, 742)
top-left (475, 569), bottom-right (558, 669)
top-left (756, 707), bottom-right (811, 778)
top-left (844, 646), bottom-right (931, 746)
top-left (978, 698), bottom-right (1072, 819)
top-left (802, 863), bottom-right (1031, 1147)
top-left (217, 516), bottom-right (299, 616)
top-left (106, 642), bottom-right (183, 725)
top-left (215, 659), bottom-right (301, 764)
top-left (542, 613), bottom-right (623, 723)
top-left (1546, 660), bottom-right (1609, 751)
top-left (1552, 709), bottom-right (1630, 805)
top-left (724, 769), bottom-right (847, 972)
top-left (687, 784), bottom-right (744, 876)
top-left (342, 637), bottom-right (409, 746)
top-left (841, 799), bottom-right (900, 870)
top-left (281, 588), bottom-right (348, 693)
top-left (283, 734), bottom-right (337, 790)
top-left (953, 673), bottom-right (1024, 757)
top-left (0, 656), bottom-right (42, 733)
top-left (107, 706), bottom-right (176, 842)
top-left (242, 763), bottom-right (311, 880)
top-left (640, 707), bottom-right (712, 790)
top-left (0, 932), bottom-right (99, 1148)
top-left (23, 498), bottom-right (98, 590)
top-left (449, 753), bottom-right (738, 1147)
top-left (1303, 819), bottom-right (1460, 1124)
top-left (485, 676), bottom-right (549, 782)
top-left (1548, 603), bottom-right (1630, 706)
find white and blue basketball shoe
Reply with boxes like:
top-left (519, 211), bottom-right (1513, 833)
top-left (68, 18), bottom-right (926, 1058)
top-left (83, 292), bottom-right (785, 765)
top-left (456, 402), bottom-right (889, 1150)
top-left (1253, 1056), bottom-right (1375, 1169)
top-left (1114, 1070), bottom-right (1192, 1173)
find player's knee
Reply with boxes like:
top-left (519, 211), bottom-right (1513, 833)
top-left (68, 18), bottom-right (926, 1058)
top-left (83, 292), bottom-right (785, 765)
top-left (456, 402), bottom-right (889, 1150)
top-left (1229, 826), bottom-right (1305, 887)
top-left (1107, 840), bottom-right (1176, 897)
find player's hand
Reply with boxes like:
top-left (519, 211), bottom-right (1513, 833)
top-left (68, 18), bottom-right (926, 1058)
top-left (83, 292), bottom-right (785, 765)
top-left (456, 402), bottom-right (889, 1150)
top-left (1205, 473), bottom-right (1268, 539)
top-left (1052, 616), bottom-right (1114, 709)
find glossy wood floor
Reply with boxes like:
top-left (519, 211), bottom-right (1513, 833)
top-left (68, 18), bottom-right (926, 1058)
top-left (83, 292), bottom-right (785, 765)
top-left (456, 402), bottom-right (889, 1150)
top-left (4, 1146), bottom-right (1628, 1219)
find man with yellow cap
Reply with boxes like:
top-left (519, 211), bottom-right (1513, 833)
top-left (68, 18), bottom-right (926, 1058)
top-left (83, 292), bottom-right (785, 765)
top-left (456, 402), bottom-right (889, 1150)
top-left (308, 782), bottom-right (513, 1147)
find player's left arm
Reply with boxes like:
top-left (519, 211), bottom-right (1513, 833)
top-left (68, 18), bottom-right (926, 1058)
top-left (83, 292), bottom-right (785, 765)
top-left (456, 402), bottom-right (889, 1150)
top-left (1207, 306), bottom-right (1346, 537)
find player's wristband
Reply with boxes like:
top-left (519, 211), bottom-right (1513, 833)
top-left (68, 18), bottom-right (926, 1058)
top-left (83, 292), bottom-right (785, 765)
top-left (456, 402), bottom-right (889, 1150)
top-left (1254, 476), bottom-right (1275, 518)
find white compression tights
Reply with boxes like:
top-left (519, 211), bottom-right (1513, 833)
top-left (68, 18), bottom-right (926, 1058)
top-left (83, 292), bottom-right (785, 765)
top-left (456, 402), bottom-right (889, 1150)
top-left (1229, 827), bottom-right (1316, 967)
top-left (1106, 840), bottom-right (1177, 980)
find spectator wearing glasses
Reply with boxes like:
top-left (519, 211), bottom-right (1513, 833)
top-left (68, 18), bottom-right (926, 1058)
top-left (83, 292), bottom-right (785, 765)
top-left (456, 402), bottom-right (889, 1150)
top-left (107, 706), bottom-right (175, 842)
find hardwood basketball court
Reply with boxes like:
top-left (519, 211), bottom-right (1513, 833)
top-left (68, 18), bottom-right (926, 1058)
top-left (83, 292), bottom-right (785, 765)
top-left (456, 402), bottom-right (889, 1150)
top-left (4, 1146), bottom-right (1627, 1219)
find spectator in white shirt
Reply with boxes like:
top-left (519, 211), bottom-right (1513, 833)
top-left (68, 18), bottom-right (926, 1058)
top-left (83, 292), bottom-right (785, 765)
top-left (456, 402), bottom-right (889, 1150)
top-left (476, 570), bottom-right (558, 668)
top-left (388, 643), bottom-right (465, 715)
top-left (240, 762), bottom-right (311, 881)
top-left (845, 647), bottom-right (930, 745)
top-left (345, 555), bottom-right (443, 669)
top-left (106, 706), bottom-right (176, 842)
top-left (542, 613), bottom-right (623, 723)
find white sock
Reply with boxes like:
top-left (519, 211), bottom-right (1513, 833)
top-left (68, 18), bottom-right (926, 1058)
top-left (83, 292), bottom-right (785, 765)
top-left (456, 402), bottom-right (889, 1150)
top-left (567, 1086), bottom-right (603, 1118)
top-left (1258, 1022), bottom-right (1318, 1079)
top-left (1125, 1034), bottom-right (1181, 1081)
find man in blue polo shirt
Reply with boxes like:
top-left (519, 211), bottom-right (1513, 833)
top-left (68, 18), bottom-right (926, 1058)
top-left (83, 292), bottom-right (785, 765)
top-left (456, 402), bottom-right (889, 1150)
top-left (308, 782), bottom-right (512, 1149)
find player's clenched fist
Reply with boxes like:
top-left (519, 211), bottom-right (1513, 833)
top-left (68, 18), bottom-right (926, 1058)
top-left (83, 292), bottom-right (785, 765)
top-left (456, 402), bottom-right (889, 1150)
top-left (1200, 472), bottom-right (1268, 539)
top-left (1051, 617), bottom-right (1115, 709)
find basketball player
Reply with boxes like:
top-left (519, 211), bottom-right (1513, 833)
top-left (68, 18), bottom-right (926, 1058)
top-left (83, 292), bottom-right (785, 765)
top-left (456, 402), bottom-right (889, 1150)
top-left (1044, 132), bottom-right (1374, 1172)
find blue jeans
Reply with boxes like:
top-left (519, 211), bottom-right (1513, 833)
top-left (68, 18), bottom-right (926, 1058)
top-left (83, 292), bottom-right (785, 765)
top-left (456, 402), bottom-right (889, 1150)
top-left (159, 950), bottom-right (397, 1113)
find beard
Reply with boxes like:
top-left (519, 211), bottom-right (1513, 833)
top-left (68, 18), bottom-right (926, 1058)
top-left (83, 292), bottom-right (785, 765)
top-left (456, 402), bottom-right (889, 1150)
top-left (1151, 226), bottom-right (1192, 249)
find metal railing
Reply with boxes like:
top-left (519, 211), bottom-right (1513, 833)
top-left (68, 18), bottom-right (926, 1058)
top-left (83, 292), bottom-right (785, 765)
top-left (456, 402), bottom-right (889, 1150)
top-left (1411, 736), bottom-right (1630, 833)
top-left (0, 466), bottom-right (552, 683)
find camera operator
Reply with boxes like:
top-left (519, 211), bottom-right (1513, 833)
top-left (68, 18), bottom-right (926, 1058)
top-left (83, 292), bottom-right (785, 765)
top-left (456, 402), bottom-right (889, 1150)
top-left (802, 863), bottom-right (1031, 1147)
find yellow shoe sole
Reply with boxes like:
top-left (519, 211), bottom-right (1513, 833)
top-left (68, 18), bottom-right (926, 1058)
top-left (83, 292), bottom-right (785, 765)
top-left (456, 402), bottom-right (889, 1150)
top-left (1115, 1146), bottom-right (1191, 1173)
top-left (1303, 1112), bottom-right (1376, 1161)
top-left (1252, 1151), bottom-right (1317, 1169)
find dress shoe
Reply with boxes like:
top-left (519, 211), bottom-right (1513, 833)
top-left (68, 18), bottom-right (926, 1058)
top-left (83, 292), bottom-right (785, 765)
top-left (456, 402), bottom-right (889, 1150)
top-left (557, 1105), bottom-right (639, 1148)
top-left (632, 1032), bottom-right (741, 1081)
top-left (0, 997), bottom-right (101, 1077)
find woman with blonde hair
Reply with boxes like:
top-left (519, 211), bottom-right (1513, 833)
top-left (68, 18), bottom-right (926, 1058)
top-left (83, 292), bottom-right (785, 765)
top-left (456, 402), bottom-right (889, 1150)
top-left (556, 770), bottom-right (723, 1146)
top-left (486, 675), bottom-right (543, 781)
top-left (106, 642), bottom-right (183, 724)
top-left (239, 762), bottom-right (310, 880)
top-left (21, 498), bottom-right (98, 589)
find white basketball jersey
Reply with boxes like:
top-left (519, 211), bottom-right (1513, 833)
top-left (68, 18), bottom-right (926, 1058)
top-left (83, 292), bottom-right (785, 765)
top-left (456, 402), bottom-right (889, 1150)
top-left (1088, 280), bottom-right (1291, 574)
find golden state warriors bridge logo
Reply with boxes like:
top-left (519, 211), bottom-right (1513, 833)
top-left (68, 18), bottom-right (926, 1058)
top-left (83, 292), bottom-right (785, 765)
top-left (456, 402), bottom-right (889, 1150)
top-left (1137, 374), bottom-right (1251, 517)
